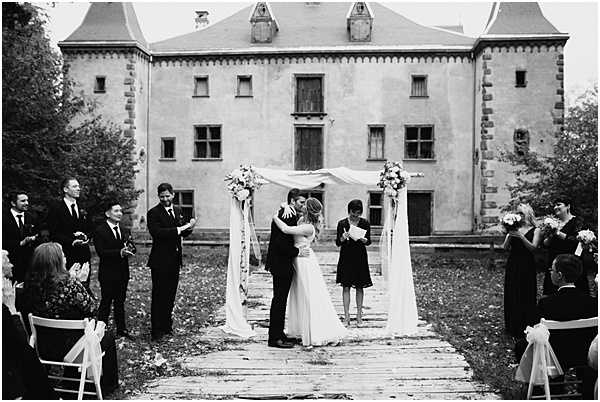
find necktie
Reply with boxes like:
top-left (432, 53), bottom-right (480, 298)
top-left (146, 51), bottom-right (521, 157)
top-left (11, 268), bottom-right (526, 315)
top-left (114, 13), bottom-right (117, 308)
top-left (168, 209), bottom-right (176, 222)
top-left (113, 226), bottom-right (121, 242)
top-left (70, 203), bottom-right (78, 219)
top-left (16, 214), bottom-right (24, 235)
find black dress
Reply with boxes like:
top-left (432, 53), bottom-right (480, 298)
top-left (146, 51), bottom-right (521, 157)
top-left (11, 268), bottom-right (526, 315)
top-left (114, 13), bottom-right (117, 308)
top-left (335, 218), bottom-right (373, 289)
top-left (504, 228), bottom-right (537, 338)
top-left (543, 216), bottom-right (588, 295)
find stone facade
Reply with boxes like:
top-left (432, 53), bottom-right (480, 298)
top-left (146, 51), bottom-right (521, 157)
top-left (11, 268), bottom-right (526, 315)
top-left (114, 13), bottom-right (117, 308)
top-left (59, 2), bottom-right (568, 234)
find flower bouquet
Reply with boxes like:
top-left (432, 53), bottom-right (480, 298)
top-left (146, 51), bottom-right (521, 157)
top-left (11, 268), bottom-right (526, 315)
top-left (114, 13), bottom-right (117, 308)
top-left (377, 161), bottom-right (411, 198)
top-left (577, 230), bottom-right (597, 253)
top-left (225, 165), bottom-right (263, 201)
top-left (501, 213), bottom-right (522, 232)
top-left (540, 216), bottom-right (560, 237)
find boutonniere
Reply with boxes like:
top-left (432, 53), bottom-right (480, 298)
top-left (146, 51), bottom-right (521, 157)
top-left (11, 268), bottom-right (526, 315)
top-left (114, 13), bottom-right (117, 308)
top-left (79, 209), bottom-right (87, 219)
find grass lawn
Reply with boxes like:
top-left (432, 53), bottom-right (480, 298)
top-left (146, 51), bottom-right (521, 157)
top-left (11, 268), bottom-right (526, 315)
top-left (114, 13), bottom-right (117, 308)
top-left (93, 246), bottom-right (595, 399)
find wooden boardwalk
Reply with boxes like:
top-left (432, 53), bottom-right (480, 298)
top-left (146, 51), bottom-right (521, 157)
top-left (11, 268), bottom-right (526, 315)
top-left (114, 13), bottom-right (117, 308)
top-left (138, 251), bottom-right (499, 399)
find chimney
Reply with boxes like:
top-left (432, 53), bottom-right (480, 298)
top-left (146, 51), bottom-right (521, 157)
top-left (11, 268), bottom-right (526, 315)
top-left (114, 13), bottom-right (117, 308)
top-left (195, 10), bottom-right (209, 30)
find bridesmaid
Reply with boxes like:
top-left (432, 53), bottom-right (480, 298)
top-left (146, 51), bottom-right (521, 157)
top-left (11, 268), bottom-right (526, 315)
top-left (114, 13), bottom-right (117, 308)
top-left (542, 199), bottom-right (587, 295)
top-left (503, 203), bottom-right (542, 338)
top-left (335, 200), bottom-right (372, 327)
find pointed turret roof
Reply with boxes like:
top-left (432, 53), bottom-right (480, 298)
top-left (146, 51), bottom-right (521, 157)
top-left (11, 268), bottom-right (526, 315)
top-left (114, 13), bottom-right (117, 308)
top-left (59, 3), bottom-right (148, 51)
top-left (483, 2), bottom-right (563, 36)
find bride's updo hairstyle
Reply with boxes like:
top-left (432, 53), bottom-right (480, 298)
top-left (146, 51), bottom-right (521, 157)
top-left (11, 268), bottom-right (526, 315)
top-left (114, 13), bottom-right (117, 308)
top-left (304, 197), bottom-right (324, 239)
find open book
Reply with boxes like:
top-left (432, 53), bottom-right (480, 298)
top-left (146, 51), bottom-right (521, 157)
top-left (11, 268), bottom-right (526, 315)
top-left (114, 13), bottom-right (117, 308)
top-left (348, 225), bottom-right (367, 241)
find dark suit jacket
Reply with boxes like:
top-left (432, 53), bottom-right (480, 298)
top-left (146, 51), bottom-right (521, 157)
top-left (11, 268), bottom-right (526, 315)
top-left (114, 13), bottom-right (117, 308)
top-left (146, 204), bottom-right (192, 269)
top-left (265, 208), bottom-right (299, 276)
top-left (537, 287), bottom-right (598, 368)
top-left (45, 200), bottom-right (92, 264)
top-left (93, 222), bottom-right (130, 282)
top-left (2, 209), bottom-right (39, 278)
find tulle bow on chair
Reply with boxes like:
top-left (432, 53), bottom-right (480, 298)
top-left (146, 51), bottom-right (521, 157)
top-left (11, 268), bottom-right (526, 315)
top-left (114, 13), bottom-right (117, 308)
top-left (63, 319), bottom-right (104, 381)
top-left (515, 323), bottom-right (563, 400)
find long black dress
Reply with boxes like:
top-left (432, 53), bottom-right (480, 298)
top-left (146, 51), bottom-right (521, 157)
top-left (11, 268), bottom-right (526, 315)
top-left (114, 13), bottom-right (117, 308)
top-left (504, 228), bottom-right (537, 338)
top-left (335, 218), bottom-right (373, 289)
top-left (543, 216), bottom-right (588, 295)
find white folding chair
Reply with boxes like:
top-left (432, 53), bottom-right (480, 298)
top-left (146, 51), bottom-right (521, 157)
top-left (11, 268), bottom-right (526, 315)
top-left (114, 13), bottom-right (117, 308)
top-left (528, 317), bottom-right (598, 400)
top-left (28, 314), bottom-right (103, 400)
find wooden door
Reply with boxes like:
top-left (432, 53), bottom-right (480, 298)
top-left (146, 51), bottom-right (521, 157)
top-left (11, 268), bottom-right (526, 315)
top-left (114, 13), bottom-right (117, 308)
top-left (295, 127), bottom-right (323, 171)
top-left (407, 192), bottom-right (432, 236)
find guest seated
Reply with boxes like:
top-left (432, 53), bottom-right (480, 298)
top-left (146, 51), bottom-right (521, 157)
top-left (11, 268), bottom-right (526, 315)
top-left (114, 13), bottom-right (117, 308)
top-left (21, 242), bottom-right (119, 395)
top-left (2, 250), bottom-right (58, 399)
top-left (589, 335), bottom-right (598, 399)
top-left (538, 254), bottom-right (597, 398)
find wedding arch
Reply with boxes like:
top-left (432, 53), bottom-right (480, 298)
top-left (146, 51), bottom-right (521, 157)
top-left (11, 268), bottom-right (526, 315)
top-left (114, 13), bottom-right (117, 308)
top-left (221, 165), bottom-right (423, 338)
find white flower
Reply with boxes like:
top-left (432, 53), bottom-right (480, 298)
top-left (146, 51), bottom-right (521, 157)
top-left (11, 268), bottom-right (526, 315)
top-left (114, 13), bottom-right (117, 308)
top-left (236, 189), bottom-right (250, 201)
top-left (577, 230), bottom-right (596, 244)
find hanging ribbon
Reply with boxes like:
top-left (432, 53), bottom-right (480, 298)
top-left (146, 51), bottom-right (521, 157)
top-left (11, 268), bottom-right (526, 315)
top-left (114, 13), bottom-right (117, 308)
top-left (246, 197), bottom-right (262, 267)
top-left (378, 196), bottom-right (395, 284)
top-left (63, 319), bottom-right (103, 380)
top-left (515, 324), bottom-right (563, 385)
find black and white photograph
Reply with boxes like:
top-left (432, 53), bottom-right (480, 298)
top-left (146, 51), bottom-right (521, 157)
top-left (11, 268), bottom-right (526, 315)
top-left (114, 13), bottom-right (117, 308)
top-left (2, 0), bottom-right (598, 399)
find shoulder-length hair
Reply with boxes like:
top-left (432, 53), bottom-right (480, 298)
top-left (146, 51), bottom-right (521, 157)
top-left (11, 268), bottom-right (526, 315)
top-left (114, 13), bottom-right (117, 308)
top-left (26, 242), bottom-right (68, 284)
top-left (517, 203), bottom-right (537, 227)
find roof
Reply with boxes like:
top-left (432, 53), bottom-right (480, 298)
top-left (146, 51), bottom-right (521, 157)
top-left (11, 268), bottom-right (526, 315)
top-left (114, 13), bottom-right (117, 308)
top-left (61, 2), bottom-right (148, 50)
top-left (150, 2), bottom-right (475, 53)
top-left (483, 2), bottom-right (562, 35)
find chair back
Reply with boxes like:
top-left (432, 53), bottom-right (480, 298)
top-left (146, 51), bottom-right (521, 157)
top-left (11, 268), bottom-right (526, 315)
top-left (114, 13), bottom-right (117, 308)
top-left (541, 317), bottom-right (598, 330)
top-left (28, 314), bottom-right (89, 352)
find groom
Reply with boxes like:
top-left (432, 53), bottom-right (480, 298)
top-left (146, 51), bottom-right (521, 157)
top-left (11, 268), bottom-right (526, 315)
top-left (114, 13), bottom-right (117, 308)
top-left (266, 188), bottom-right (308, 348)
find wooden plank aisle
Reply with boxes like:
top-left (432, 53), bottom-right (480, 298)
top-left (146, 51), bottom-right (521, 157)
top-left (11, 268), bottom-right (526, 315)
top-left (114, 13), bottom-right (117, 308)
top-left (137, 251), bottom-right (500, 400)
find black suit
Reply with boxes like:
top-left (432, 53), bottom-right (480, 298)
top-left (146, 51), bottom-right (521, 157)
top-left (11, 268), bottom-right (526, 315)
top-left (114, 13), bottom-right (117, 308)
top-left (146, 204), bottom-right (192, 337)
top-left (45, 200), bottom-right (92, 269)
top-left (2, 209), bottom-right (39, 282)
top-left (94, 222), bottom-right (131, 332)
top-left (265, 208), bottom-right (299, 342)
top-left (537, 287), bottom-right (598, 398)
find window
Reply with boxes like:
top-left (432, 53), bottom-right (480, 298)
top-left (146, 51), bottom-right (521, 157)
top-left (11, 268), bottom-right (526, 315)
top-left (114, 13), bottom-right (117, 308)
top-left (368, 191), bottom-right (383, 226)
top-left (516, 70), bottom-right (527, 87)
top-left (194, 76), bottom-right (209, 97)
top-left (194, 125), bottom-right (221, 159)
top-left (298, 188), bottom-right (324, 211)
top-left (411, 75), bottom-right (427, 97)
top-left (94, 76), bottom-right (106, 93)
top-left (405, 126), bottom-right (434, 159)
top-left (295, 75), bottom-right (323, 114)
top-left (173, 190), bottom-right (194, 222)
top-left (514, 129), bottom-right (530, 155)
top-left (368, 125), bottom-right (385, 160)
top-left (237, 75), bottom-right (253, 97)
top-left (161, 138), bottom-right (175, 159)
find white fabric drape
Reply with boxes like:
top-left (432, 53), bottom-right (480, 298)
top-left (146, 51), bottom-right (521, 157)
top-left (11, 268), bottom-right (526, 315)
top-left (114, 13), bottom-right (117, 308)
top-left (384, 188), bottom-right (419, 335)
top-left (223, 167), bottom-right (422, 338)
top-left (63, 319), bottom-right (104, 380)
top-left (221, 198), bottom-right (257, 338)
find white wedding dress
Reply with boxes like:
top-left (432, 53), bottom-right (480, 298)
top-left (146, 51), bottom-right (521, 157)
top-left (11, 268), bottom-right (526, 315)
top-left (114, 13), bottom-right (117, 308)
top-left (286, 227), bottom-right (347, 346)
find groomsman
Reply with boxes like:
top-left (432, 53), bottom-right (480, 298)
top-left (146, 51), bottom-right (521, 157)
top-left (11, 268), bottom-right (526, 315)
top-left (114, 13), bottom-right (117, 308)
top-left (46, 177), bottom-right (92, 283)
top-left (147, 183), bottom-right (196, 341)
top-left (94, 201), bottom-right (134, 339)
top-left (2, 191), bottom-right (39, 282)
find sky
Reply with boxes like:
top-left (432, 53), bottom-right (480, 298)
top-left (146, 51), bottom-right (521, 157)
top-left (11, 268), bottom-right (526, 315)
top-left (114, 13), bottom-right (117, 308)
top-left (38, 1), bottom-right (598, 103)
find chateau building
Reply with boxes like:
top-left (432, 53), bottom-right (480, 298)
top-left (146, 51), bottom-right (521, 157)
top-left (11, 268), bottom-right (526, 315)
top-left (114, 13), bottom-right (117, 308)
top-left (58, 2), bottom-right (568, 234)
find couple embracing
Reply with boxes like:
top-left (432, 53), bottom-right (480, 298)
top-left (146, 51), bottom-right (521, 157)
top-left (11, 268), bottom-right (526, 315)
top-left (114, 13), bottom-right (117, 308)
top-left (265, 189), bottom-right (347, 348)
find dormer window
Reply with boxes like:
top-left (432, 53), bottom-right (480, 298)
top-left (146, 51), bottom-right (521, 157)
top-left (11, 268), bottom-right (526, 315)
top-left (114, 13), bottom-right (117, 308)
top-left (250, 2), bottom-right (278, 44)
top-left (347, 2), bottom-right (373, 42)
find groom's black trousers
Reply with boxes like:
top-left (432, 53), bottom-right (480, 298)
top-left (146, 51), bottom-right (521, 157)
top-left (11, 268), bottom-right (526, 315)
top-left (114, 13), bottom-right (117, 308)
top-left (268, 272), bottom-right (293, 342)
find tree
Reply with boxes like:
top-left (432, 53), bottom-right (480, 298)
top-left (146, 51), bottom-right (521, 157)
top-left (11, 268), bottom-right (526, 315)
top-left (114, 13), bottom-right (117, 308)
top-left (2, 3), bottom-right (141, 223)
top-left (501, 86), bottom-right (598, 229)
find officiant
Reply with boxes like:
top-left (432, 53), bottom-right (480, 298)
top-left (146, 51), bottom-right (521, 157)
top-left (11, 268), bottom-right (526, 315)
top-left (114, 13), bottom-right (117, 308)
top-left (335, 199), bottom-right (373, 327)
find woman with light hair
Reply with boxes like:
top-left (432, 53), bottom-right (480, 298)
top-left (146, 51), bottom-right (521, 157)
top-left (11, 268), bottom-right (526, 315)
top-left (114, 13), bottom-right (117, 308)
top-left (273, 198), bottom-right (347, 346)
top-left (502, 203), bottom-right (542, 338)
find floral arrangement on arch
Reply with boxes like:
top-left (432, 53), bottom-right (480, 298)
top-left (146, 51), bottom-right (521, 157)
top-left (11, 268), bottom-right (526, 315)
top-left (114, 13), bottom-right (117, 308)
top-left (225, 165), bottom-right (263, 201)
top-left (378, 161), bottom-right (411, 198)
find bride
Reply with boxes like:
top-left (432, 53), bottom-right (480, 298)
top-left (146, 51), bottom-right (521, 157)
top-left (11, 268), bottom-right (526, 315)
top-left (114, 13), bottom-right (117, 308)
top-left (272, 197), bottom-right (347, 346)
